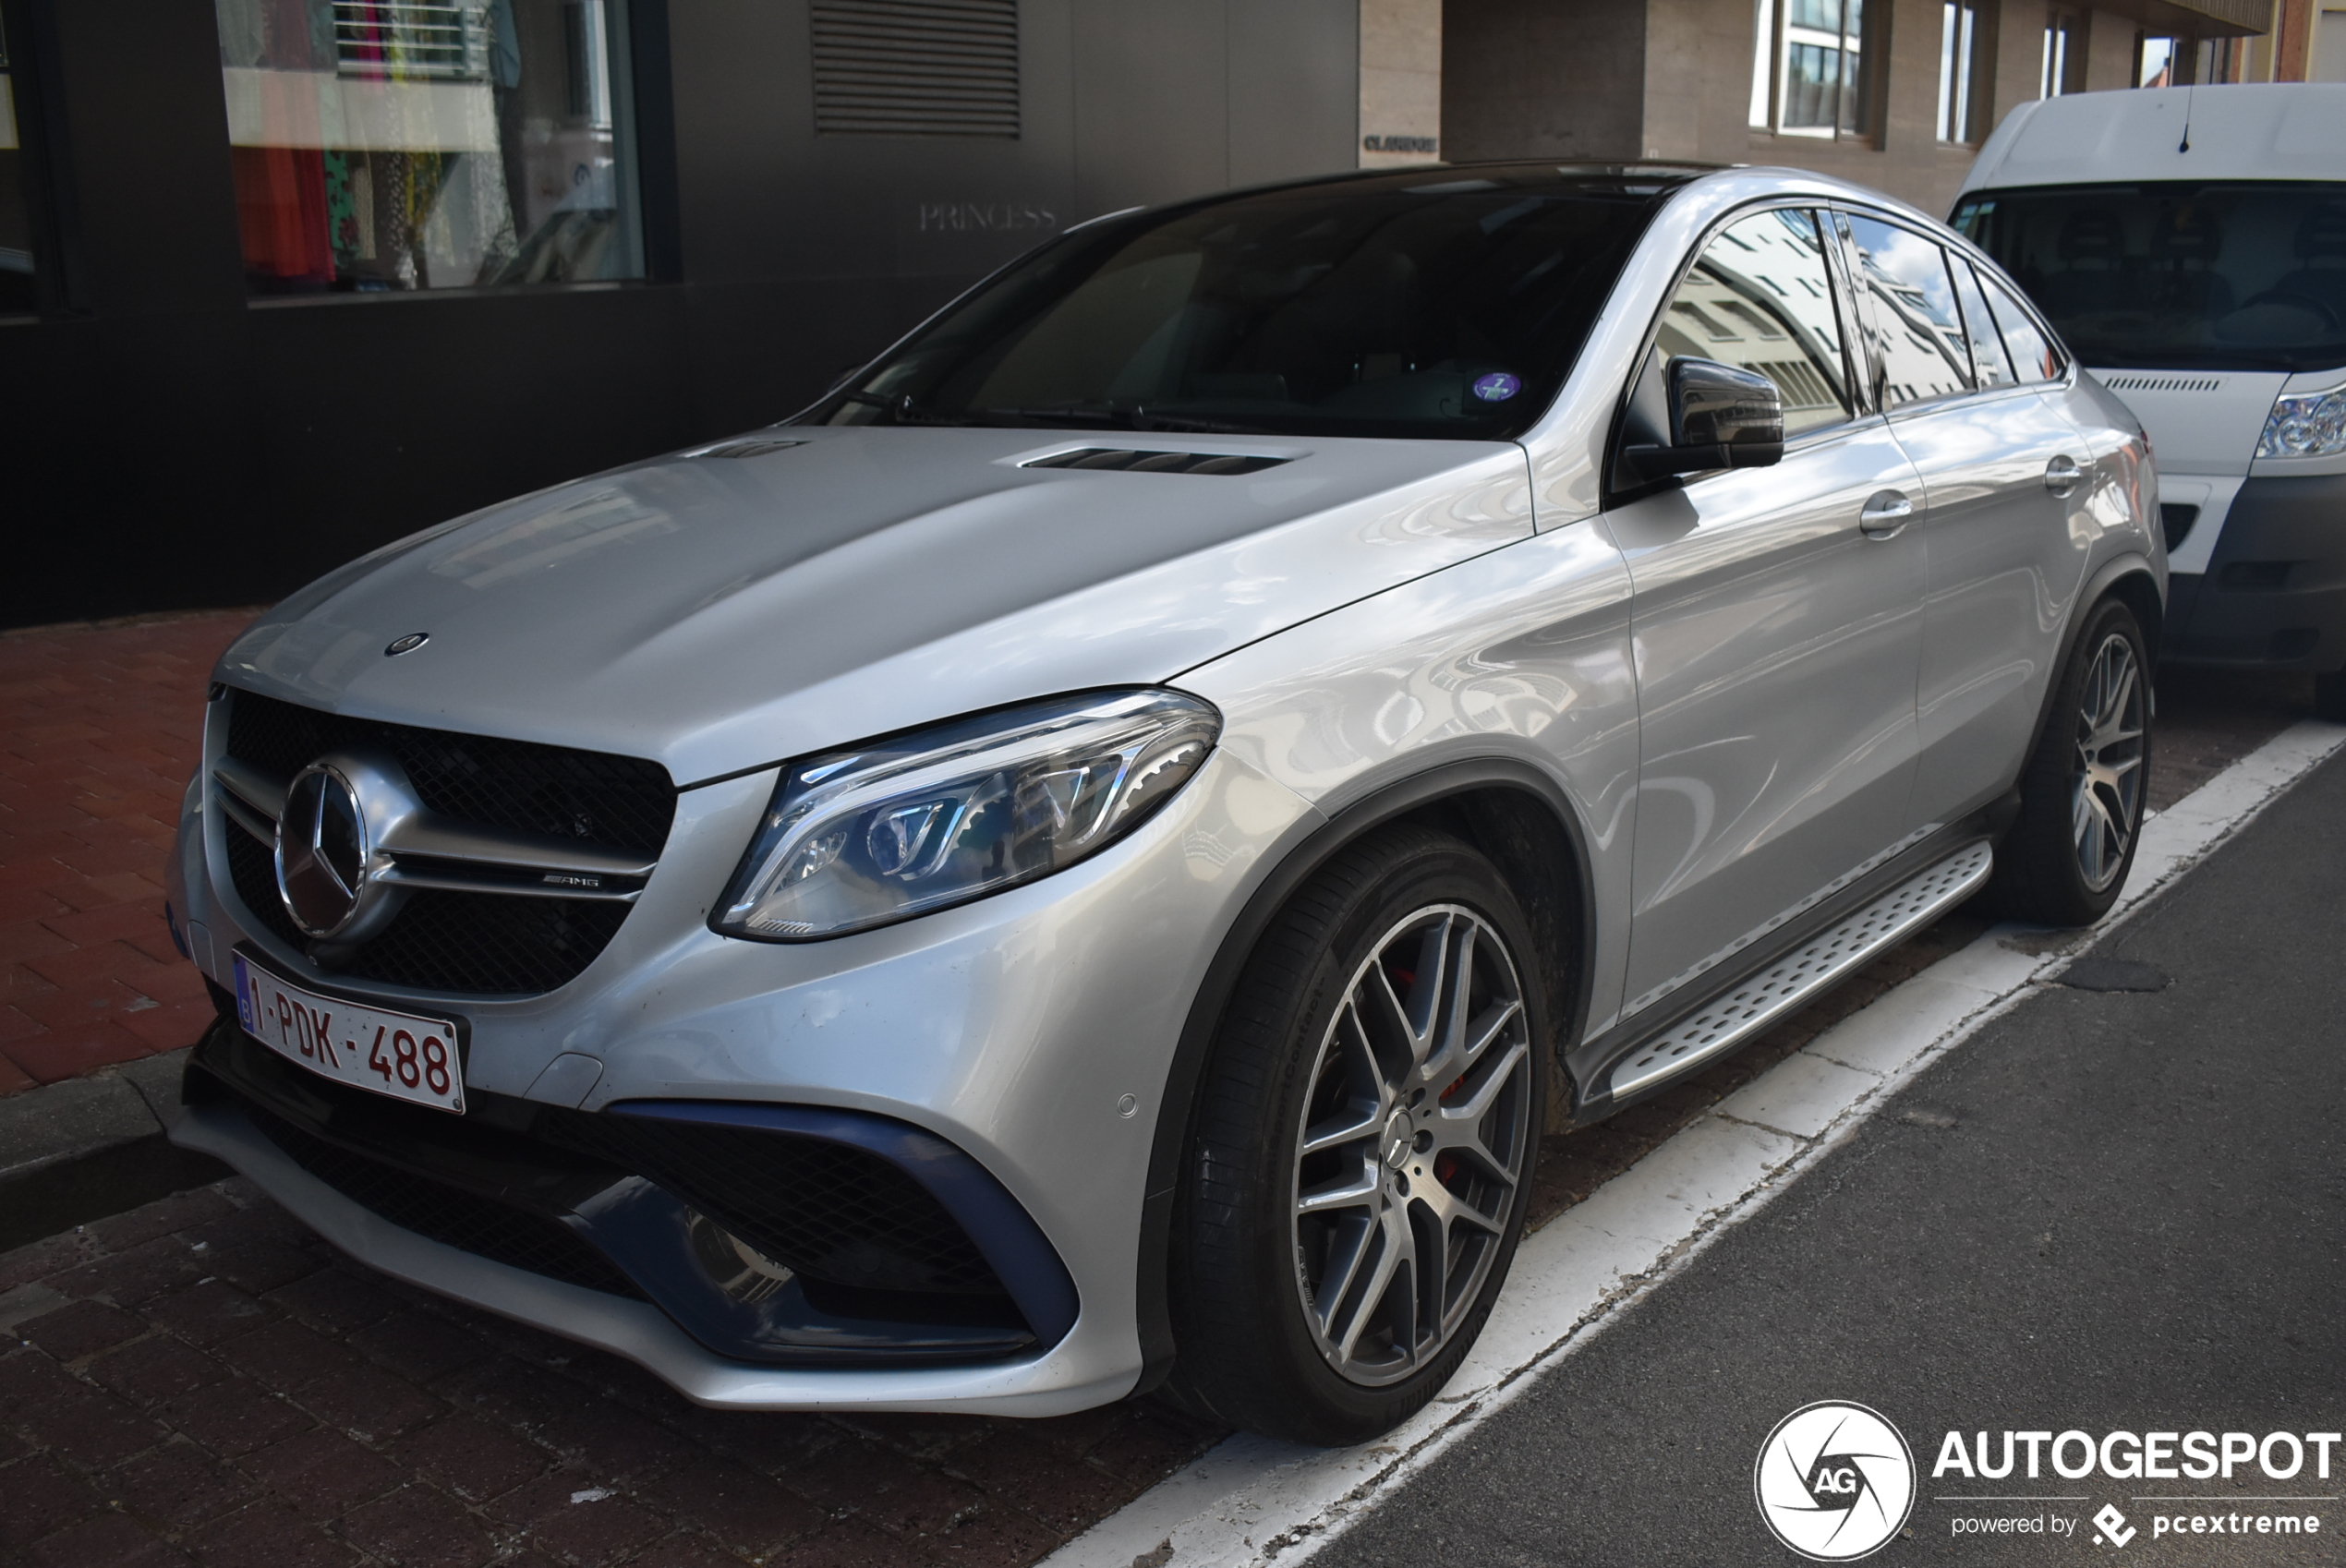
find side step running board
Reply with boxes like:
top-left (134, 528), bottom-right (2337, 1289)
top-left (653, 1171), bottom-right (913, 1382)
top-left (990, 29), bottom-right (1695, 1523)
top-left (1605, 841), bottom-right (1994, 1101)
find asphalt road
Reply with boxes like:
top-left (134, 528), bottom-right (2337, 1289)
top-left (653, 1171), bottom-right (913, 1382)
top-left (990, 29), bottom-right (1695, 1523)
top-left (1318, 749), bottom-right (2346, 1567)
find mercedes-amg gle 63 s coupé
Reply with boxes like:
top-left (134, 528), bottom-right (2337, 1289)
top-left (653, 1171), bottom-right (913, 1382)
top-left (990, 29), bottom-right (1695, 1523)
top-left (168, 163), bottom-right (2159, 1443)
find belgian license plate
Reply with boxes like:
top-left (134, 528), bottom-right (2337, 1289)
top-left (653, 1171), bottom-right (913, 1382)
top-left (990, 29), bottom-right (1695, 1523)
top-left (233, 953), bottom-right (466, 1115)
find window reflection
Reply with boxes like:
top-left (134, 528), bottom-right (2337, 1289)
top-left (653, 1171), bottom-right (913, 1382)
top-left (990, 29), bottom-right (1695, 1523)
top-left (213, 0), bottom-right (640, 294)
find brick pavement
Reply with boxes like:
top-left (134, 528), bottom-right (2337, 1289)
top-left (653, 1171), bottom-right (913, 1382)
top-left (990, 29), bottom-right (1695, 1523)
top-left (0, 613), bottom-right (256, 1094)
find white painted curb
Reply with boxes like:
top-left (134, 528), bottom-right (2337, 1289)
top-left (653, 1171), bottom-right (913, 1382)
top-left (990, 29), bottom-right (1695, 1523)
top-left (1043, 718), bottom-right (2346, 1568)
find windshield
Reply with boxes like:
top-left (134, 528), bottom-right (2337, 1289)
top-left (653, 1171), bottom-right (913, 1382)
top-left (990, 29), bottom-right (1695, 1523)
top-left (1952, 182), bottom-right (2346, 372)
top-left (803, 169), bottom-right (1675, 440)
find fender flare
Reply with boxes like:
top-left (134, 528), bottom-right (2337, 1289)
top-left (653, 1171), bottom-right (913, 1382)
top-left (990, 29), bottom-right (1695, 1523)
top-left (1130, 754), bottom-right (1600, 1392)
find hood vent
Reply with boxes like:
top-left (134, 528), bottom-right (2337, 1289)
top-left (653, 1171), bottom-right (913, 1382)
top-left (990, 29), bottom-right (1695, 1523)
top-left (2100, 375), bottom-right (2225, 393)
top-left (1024, 448), bottom-right (1292, 476)
top-left (687, 439), bottom-right (807, 459)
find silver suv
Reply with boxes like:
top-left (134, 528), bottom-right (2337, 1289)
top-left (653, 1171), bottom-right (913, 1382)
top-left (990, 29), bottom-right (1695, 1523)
top-left (166, 163), bottom-right (2160, 1444)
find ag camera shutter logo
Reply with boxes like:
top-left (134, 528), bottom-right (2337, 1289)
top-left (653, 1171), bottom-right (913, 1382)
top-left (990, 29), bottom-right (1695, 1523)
top-left (1755, 1401), bottom-right (1917, 1561)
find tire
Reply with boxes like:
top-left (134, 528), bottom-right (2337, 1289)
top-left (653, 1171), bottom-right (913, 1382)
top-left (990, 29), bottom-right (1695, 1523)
top-left (1164, 826), bottom-right (1548, 1444)
top-left (2315, 669), bottom-right (2346, 724)
top-left (1988, 597), bottom-right (2151, 926)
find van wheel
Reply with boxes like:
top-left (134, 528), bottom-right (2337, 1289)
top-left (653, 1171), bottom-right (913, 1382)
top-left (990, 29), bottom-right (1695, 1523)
top-left (1989, 597), bottom-right (2151, 926)
top-left (1165, 826), bottom-right (1545, 1445)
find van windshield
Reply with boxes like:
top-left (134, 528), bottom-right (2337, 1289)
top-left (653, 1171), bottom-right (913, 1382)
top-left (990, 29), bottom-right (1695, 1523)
top-left (804, 169), bottom-right (1674, 440)
top-left (1952, 182), bottom-right (2346, 373)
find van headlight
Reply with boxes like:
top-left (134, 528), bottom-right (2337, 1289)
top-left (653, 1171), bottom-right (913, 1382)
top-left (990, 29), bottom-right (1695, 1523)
top-left (2256, 382), bottom-right (2346, 459)
top-left (714, 690), bottom-right (1220, 941)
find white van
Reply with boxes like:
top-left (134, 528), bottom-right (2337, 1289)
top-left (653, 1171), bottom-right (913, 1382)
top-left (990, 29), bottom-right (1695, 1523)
top-left (1955, 84), bottom-right (2346, 717)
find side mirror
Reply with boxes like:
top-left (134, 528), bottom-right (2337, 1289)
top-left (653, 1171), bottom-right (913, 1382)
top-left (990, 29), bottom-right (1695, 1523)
top-left (1626, 357), bottom-right (1785, 477)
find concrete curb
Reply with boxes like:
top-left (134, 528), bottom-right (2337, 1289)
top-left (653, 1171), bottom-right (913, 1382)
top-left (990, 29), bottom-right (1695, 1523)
top-left (0, 1047), bottom-right (228, 1250)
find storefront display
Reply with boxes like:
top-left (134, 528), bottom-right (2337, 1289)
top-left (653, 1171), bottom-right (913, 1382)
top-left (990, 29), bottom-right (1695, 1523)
top-left (214, 0), bottom-right (640, 293)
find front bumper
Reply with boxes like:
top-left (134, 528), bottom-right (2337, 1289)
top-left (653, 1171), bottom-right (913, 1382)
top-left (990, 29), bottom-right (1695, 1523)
top-left (168, 717), bottom-right (1320, 1412)
top-left (2163, 472), bottom-right (2346, 673)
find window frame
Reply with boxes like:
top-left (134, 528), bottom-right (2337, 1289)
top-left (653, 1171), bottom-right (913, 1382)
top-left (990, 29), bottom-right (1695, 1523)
top-left (1936, 0), bottom-right (1995, 147)
top-left (1603, 199), bottom-right (1876, 508)
top-left (1748, 0), bottom-right (1884, 146)
top-left (1831, 202), bottom-right (2074, 414)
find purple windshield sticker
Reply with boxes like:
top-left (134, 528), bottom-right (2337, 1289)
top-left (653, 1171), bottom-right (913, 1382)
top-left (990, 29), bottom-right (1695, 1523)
top-left (1471, 372), bottom-right (1521, 403)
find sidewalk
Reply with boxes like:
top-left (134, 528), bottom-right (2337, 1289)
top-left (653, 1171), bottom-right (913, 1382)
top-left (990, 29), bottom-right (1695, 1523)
top-left (1, 613), bottom-right (255, 1093)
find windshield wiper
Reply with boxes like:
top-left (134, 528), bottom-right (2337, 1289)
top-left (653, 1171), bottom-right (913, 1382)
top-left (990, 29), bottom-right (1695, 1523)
top-left (973, 403), bottom-right (1278, 436)
top-left (834, 390), bottom-right (980, 426)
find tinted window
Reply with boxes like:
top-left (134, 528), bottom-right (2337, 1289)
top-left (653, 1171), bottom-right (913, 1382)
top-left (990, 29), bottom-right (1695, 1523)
top-left (1654, 207), bottom-right (1852, 435)
top-left (1843, 213), bottom-right (1972, 408)
top-left (1952, 181), bottom-right (2346, 373)
top-left (1950, 259), bottom-right (2014, 387)
top-left (809, 171), bottom-right (1671, 440)
top-left (1978, 268), bottom-right (2061, 383)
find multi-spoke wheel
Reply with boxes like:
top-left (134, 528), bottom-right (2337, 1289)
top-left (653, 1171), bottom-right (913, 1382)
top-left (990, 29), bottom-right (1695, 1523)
top-left (1291, 905), bottom-right (1532, 1386)
top-left (1990, 597), bottom-right (2153, 925)
top-left (2072, 632), bottom-right (2145, 893)
top-left (1166, 826), bottom-right (1548, 1444)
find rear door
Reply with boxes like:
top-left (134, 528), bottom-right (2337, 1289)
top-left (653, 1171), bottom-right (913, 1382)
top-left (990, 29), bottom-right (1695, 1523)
top-left (1607, 206), bottom-right (1929, 1022)
top-left (1835, 210), bottom-right (2093, 826)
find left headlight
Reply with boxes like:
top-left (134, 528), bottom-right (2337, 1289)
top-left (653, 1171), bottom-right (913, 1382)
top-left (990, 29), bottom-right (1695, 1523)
top-left (2256, 381), bottom-right (2346, 459)
top-left (714, 689), bottom-right (1221, 941)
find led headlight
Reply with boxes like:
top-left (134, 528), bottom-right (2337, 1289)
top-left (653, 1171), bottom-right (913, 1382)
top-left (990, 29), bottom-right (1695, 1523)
top-left (2256, 381), bottom-right (2346, 459)
top-left (715, 689), bottom-right (1220, 941)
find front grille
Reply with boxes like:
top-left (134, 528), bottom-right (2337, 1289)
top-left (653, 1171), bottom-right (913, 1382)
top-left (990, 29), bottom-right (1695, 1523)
top-left (227, 691), bottom-right (674, 857)
top-left (545, 1112), bottom-right (1007, 1297)
top-left (243, 1100), bottom-right (647, 1299)
top-left (219, 690), bottom-right (674, 995)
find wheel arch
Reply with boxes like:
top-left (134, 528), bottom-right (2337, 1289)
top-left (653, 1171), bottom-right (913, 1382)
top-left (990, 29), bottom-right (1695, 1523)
top-left (2013, 555), bottom-right (2164, 810)
top-left (1131, 756), bottom-right (1598, 1393)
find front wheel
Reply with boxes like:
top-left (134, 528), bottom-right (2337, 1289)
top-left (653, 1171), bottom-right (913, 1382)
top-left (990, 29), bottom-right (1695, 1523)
top-left (1989, 597), bottom-right (2151, 926)
top-left (1165, 826), bottom-right (1547, 1444)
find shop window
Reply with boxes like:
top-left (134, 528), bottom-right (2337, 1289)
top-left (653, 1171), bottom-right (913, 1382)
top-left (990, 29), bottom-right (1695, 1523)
top-left (0, 10), bottom-right (35, 314)
top-left (1748, 0), bottom-right (1879, 141)
top-left (1938, 1), bottom-right (1991, 144)
top-left (2042, 9), bottom-right (2086, 98)
top-left (213, 0), bottom-right (643, 295)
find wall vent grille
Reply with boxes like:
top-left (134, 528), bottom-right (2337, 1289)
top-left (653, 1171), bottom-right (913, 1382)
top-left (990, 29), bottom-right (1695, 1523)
top-left (811, 0), bottom-right (1020, 139)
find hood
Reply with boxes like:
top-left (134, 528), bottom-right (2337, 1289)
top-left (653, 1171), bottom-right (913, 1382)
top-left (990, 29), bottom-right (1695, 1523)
top-left (2088, 368), bottom-right (2287, 476)
top-left (220, 427), bottom-right (1532, 785)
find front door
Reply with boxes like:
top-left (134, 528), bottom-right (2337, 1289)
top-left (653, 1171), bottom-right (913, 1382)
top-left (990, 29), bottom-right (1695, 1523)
top-left (1609, 206), bottom-right (1929, 1021)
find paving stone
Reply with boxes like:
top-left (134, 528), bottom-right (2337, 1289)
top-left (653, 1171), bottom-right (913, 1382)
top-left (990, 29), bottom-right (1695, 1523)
top-left (24, 1381), bottom-right (172, 1468)
top-left (109, 1439), bottom-right (263, 1528)
top-left (0, 1452), bottom-right (110, 1546)
top-left (292, 1360), bottom-right (447, 1442)
top-left (635, 1457), bottom-right (828, 1556)
top-left (84, 1187), bottom-right (236, 1254)
top-left (944, 1436), bottom-right (1132, 1535)
top-left (15, 1298), bottom-right (147, 1360)
top-left (922, 1502), bottom-right (1064, 1567)
top-left (488, 1471), bottom-right (669, 1566)
top-left (156, 1378), bottom-right (314, 1459)
top-left (215, 1320), bottom-right (350, 1393)
top-left (143, 1279), bottom-right (274, 1346)
top-left (535, 1396), bottom-right (691, 1481)
top-left (24, 1510), bottom-right (191, 1568)
top-left (618, 1534), bottom-right (752, 1568)
top-left (345, 1310), bottom-right (490, 1385)
top-left (338, 1482), bottom-right (502, 1568)
top-left (387, 1416), bottom-right (551, 1503)
top-left (765, 1522), bottom-right (930, 1568)
top-left (185, 1498), bottom-right (359, 1568)
top-left (239, 1428), bottom-right (405, 1520)
top-left (260, 1266), bottom-right (400, 1334)
top-left (85, 1334), bottom-right (228, 1405)
top-left (47, 1236), bottom-right (211, 1309)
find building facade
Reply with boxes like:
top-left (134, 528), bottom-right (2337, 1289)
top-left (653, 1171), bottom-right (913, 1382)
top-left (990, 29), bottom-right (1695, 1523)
top-left (0, 0), bottom-right (1360, 627)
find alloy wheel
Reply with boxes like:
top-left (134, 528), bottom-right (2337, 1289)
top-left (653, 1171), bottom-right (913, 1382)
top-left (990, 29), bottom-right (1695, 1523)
top-left (2072, 631), bottom-right (2146, 892)
top-left (1289, 903), bottom-right (1534, 1387)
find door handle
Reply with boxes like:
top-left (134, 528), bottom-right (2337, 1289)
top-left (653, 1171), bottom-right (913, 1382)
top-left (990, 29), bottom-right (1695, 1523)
top-left (2044, 454), bottom-right (2084, 495)
top-left (1858, 490), bottom-right (1914, 539)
